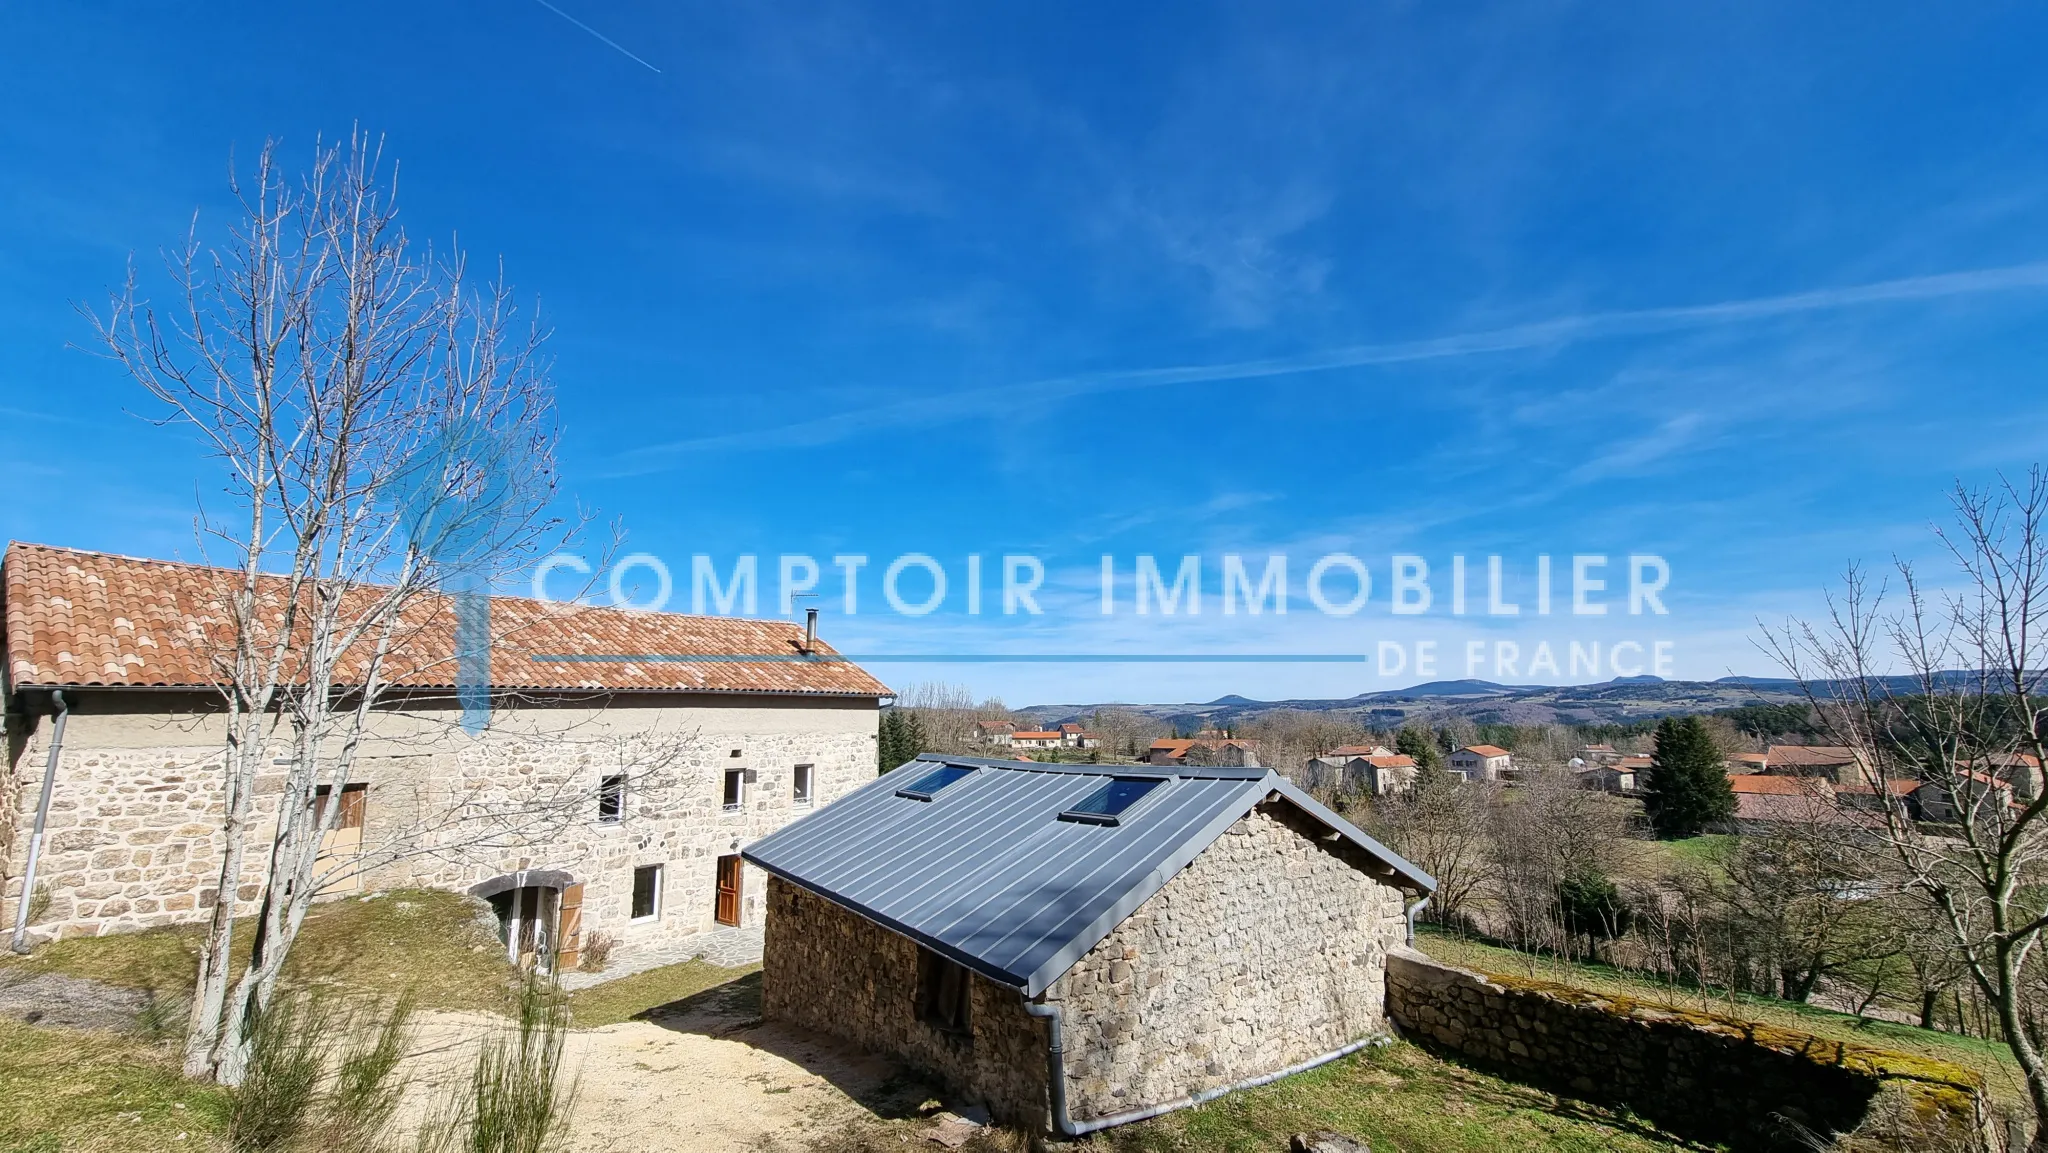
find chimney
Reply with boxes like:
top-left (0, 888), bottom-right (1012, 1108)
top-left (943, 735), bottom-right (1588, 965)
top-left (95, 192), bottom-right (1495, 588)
top-left (802, 607), bottom-right (818, 655)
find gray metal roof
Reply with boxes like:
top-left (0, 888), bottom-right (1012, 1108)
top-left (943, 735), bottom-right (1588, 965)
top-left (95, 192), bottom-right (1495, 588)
top-left (741, 754), bottom-right (1434, 996)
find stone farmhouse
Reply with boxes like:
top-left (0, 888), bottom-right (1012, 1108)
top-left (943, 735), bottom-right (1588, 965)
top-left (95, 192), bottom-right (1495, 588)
top-left (743, 754), bottom-right (1434, 1134)
top-left (1, 543), bottom-right (890, 973)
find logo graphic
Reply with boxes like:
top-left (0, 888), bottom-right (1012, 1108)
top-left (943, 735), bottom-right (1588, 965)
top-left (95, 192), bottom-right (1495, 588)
top-left (392, 415), bottom-right (519, 735)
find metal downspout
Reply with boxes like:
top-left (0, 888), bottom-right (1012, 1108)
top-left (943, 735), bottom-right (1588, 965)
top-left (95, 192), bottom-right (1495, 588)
top-left (1405, 894), bottom-right (1432, 947)
top-left (10, 690), bottom-right (69, 954)
top-left (1025, 998), bottom-right (1387, 1137)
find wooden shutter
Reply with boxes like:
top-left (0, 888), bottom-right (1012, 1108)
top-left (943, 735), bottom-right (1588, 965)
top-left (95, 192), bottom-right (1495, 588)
top-left (556, 883), bottom-right (584, 971)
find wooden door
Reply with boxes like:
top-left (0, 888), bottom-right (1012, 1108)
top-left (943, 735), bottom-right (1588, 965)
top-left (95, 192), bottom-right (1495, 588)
top-left (714, 855), bottom-right (742, 926)
top-left (556, 883), bottom-right (584, 970)
top-left (313, 783), bottom-right (367, 896)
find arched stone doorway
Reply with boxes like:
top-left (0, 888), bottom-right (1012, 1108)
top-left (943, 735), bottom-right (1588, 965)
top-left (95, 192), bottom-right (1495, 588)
top-left (470, 870), bottom-right (582, 973)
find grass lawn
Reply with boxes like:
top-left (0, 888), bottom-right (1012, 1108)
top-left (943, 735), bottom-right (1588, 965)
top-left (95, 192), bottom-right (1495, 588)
top-left (0, 1018), bottom-right (225, 1152)
top-left (1616, 834), bottom-right (1737, 881)
top-left (1417, 929), bottom-right (2026, 1112)
top-left (1098, 1040), bottom-right (1691, 1153)
top-left (566, 957), bottom-right (759, 1027)
top-left (0, 888), bottom-right (516, 1014)
top-left (0, 889), bottom-right (515, 1153)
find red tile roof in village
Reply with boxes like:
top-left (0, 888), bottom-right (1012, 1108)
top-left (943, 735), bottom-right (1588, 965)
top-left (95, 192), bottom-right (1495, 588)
top-left (1834, 779), bottom-right (1923, 797)
top-left (1765, 745), bottom-right (1859, 767)
top-left (3, 542), bottom-right (892, 698)
top-left (1011, 731), bottom-right (1062, 741)
top-left (1458, 744), bottom-right (1511, 758)
top-left (1728, 774), bottom-right (1814, 796)
top-left (1329, 744), bottom-right (1392, 758)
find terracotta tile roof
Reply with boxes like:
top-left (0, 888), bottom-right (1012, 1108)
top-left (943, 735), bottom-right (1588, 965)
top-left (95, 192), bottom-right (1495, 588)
top-left (1615, 755), bottom-right (1653, 770)
top-left (1765, 745), bottom-right (1858, 767)
top-left (1457, 744), bottom-right (1511, 758)
top-left (1835, 779), bottom-right (1922, 797)
top-left (1729, 774), bottom-right (1814, 796)
top-left (1735, 790), bottom-right (1873, 827)
top-left (4, 542), bottom-right (891, 698)
top-left (1364, 754), bottom-right (1417, 769)
top-left (1330, 745), bottom-right (1393, 758)
top-left (1011, 731), bottom-right (1062, 741)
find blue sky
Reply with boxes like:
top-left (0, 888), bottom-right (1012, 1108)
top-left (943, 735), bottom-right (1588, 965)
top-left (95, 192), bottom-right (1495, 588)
top-left (5, 2), bottom-right (2048, 705)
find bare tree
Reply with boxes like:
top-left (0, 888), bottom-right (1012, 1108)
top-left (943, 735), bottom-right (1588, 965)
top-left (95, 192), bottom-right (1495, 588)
top-left (1086, 708), bottom-right (1169, 762)
top-left (92, 134), bottom-right (583, 1084)
top-left (1764, 470), bottom-right (2048, 1147)
top-left (1484, 764), bottom-right (1629, 955)
top-left (1369, 767), bottom-right (1490, 927)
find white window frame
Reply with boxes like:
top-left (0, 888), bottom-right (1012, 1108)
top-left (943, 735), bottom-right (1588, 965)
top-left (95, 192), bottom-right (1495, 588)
top-left (723, 768), bottom-right (747, 812)
top-left (793, 763), bottom-right (815, 807)
top-left (629, 863), bottom-right (664, 924)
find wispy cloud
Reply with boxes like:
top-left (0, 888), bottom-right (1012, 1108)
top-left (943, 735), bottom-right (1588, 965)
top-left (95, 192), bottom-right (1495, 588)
top-left (605, 260), bottom-right (2048, 475)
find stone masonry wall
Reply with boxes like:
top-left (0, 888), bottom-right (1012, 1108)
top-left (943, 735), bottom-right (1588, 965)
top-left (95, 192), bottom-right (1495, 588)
top-left (1387, 950), bottom-right (1986, 1150)
top-left (761, 877), bottom-right (1050, 1128)
top-left (2, 691), bottom-right (876, 966)
top-left (1042, 802), bottom-right (1409, 1124)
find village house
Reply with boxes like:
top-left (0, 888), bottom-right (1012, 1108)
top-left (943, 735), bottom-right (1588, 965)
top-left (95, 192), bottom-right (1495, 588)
top-left (1304, 751), bottom-right (1417, 796)
top-left (742, 754), bottom-right (1434, 1134)
top-left (974, 720), bottom-right (1018, 748)
top-left (0, 543), bottom-right (890, 972)
top-left (1578, 754), bottom-right (1650, 795)
top-left (1144, 736), bottom-right (1261, 768)
top-left (1728, 750), bottom-right (1769, 774)
top-left (1446, 744), bottom-right (1512, 782)
top-left (1758, 744), bottom-right (1863, 783)
top-left (1056, 723), bottom-right (1102, 750)
top-left (1009, 729), bottom-right (1063, 751)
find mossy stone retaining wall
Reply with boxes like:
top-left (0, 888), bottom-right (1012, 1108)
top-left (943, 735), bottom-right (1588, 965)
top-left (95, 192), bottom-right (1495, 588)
top-left (1386, 949), bottom-right (1985, 1150)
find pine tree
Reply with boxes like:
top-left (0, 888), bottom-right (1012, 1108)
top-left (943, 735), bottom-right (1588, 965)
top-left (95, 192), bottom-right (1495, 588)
top-left (1642, 715), bottom-right (1737, 838)
top-left (877, 710), bottom-right (931, 774)
top-left (878, 711), bottom-right (906, 775)
top-left (1396, 726), bottom-right (1446, 773)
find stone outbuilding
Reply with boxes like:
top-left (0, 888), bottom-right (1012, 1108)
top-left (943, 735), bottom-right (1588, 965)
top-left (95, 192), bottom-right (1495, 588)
top-left (742, 754), bottom-right (1435, 1135)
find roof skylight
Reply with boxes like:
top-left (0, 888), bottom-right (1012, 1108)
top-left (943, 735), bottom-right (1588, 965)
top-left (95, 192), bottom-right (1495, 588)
top-left (896, 764), bottom-right (975, 801)
top-left (1059, 777), bottom-right (1165, 825)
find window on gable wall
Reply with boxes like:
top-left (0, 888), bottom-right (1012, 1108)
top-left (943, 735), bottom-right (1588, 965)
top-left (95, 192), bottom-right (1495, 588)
top-left (793, 764), bottom-right (814, 805)
top-left (723, 768), bottom-right (746, 811)
top-left (597, 774), bottom-right (626, 824)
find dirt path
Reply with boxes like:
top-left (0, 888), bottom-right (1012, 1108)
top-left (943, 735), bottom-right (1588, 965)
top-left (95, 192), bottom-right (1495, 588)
top-left (406, 976), bottom-right (928, 1153)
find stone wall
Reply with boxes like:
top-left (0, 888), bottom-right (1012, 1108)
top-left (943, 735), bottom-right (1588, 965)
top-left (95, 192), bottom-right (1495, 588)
top-left (1, 690), bottom-right (876, 964)
top-left (760, 877), bottom-right (1051, 1128)
top-left (1043, 802), bottom-right (1408, 1124)
top-left (1387, 950), bottom-right (1986, 1150)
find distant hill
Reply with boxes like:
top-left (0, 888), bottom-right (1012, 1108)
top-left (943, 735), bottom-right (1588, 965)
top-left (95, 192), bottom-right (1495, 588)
top-left (1019, 675), bottom-right (1805, 730)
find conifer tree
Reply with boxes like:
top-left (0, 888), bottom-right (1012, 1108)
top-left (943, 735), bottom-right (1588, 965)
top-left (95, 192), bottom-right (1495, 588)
top-left (1642, 715), bottom-right (1737, 838)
